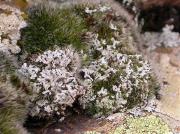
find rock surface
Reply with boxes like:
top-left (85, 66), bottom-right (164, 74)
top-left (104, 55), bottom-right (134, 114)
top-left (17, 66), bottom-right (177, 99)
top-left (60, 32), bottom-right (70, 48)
top-left (146, 47), bottom-right (180, 133)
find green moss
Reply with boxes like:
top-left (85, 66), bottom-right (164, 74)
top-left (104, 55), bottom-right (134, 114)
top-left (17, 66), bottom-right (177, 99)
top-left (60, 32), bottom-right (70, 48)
top-left (97, 23), bottom-right (114, 40)
top-left (92, 71), bottom-right (122, 94)
top-left (86, 103), bottom-right (101, 116)
top-left (0, 52), bottom-right (15, 74)
top-left (112, 115), bottom-right (172, 134)
top-left (91, 50), bottom-right (102, 60)
top-left (0, 52), bottom-right (29, 133)
top-left (148, 76), bottom-right (161, 99)
top-left (0, 105), bottom-right (27, 134)
top-left (125, 87), bottom-right (144, 109)
top-left (1, 33), bottom-right (9, 40)
top-left (74, 4), bottom-right (90, 18)
top-left (20, 5), bottom-right (88, 54)
top-left (10, 75), bottom-right (21, 88)
top-left (0, 80), bottom-right (28, 134)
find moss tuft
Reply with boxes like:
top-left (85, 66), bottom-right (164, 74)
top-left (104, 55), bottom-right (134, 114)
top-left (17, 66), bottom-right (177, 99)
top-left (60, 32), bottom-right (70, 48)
top-left (20, 4), bottom-right (88, 54)
top-left (0, 104), bottom-right (27, 134)
top-left (0, 52), bottom-right (16, 74)
top-left (97, 22), bottom-right (114, 40)
top-left (148, 76), bottom-right (161, 99)
top-left (10, 74), bottom-right (21, 88)
top-left (0, 52), bottom-right (29, 134)
top-left (125, 87), bottom-right (144, 109)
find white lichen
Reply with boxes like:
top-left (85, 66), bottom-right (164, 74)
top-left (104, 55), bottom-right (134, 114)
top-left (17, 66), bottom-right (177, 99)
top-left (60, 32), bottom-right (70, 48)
top-left (85, 7), bottom-right (97, 14)
top-left (99, 5), bottom-right (111, 12)
top-left (79, 33), bottom-right (152, 116)
top-left (19, 47), bottom-right (85, 117)
top-left (0, 4), bottom-right (27, 54)
top-left (85, 5), bottom-right (111, 15)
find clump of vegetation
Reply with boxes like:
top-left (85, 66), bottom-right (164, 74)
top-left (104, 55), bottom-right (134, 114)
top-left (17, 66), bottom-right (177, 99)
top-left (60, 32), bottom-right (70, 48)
top-left (20, 3), bottom-right (135, 55)
top-left (0, 52), bottom-right (30, 134)
top-left (0, 4), bottom-right (27, 54)
top-left (10, 74), bottom-right (21, 88)
top-left (0, 1), bottom-right (161, 134)
top-left (19, 47), bottom-right (85, 118)
top-left (0, 52), bottom-right (15, 74)
top-left (19, 2), bottom-right (159, 119)
top-left (79, 51), bottom-right (153, 116)
top-left (112, 115), bottom-right (172, 134)
top-left (20, 4), bottom-right (88, 54)
top-left (77, 5), bottom-right (157, 117)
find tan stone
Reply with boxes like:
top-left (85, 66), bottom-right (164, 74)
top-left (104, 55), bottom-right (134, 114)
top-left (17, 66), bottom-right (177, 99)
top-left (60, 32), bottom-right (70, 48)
top-left (157, 53), bottom-right (180, 120)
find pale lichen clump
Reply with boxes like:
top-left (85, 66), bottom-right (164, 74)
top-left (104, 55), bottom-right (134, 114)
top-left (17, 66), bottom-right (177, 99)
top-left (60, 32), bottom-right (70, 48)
top-left (112, 115), bottom-right (172, 134)
top-left (19, 47), bottom-right (85, 118)
top-left (78, 5), bottom-right (154, 117)
top-left (0, 4), bottom-right (27, 54)
top-left (79, 33), bottom-right (152, 116)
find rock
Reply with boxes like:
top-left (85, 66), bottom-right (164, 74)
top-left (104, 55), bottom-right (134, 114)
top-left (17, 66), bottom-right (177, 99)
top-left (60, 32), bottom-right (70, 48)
top-left (146, 48), bottom-right (180, 133)
top-left (170, 47), bottom-right (180, 67)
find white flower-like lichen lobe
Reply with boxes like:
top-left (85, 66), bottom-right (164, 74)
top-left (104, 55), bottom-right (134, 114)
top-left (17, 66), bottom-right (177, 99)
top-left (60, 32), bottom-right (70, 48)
top-left (19, 47), bottom-right (85, 117)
